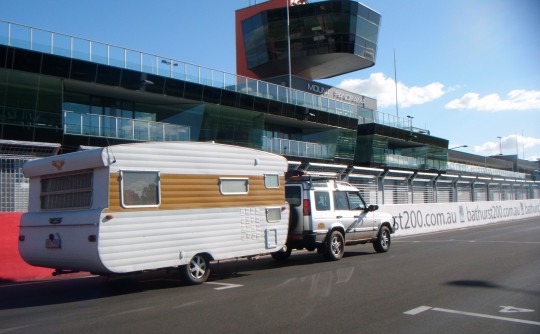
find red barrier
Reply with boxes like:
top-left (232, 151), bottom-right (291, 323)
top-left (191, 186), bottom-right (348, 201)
top-left (0, 212), bottom-right (53, 282)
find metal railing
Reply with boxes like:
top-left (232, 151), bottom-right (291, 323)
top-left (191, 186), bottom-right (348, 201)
top-left (359, 110), bottom-right (430, 133)
top-left (63, 111), bottom-right (190, 142)
top-left (447, 162), bottom-right (526, 180)
top-left (0, 20), bottom-right (357, 119)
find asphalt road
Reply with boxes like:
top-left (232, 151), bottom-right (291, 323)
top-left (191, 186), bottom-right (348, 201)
top-left (1, 217), bottom-right (539, 334)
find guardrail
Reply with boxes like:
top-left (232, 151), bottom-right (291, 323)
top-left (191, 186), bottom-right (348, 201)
top-left (262, 136), bottom-right (331, 159)
top-left (63, 111), bottom-right (190, 142)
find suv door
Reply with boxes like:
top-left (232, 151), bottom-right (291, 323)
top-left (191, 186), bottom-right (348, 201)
top-left (334, 191), bottom-right (377, 241)
top-left (333, 191), bottom-right (360, 242)
top-left (347, 192), bottom-right (377, 240)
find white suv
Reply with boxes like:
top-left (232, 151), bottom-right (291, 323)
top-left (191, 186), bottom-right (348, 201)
top-left (273, 175), bottom-right (396, 261)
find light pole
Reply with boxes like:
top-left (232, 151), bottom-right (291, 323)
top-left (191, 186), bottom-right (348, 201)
top-left (450, 145), bottom-right (468, 150)
top-left (497, 136), bottom-right (502, 155)
top-left (406, 115), bottom-right (413, 130)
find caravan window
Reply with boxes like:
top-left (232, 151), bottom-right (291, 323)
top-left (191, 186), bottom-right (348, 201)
top-left (219, 178), bottom-right (249, 195)
top-left (41, 170), bottom-right (93, 210)
top-left (264, 174), bottom-right (280, 188)
top-left (265, 207), bottom-right (282, 223)
top-left (121, 171), bottom-right (161, 208)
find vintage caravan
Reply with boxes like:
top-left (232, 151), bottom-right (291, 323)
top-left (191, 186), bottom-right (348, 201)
top-left (19, 142), bottom-right (289, 284)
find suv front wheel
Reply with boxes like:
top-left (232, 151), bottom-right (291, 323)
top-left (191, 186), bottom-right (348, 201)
top-left (325, 231), bottom-right (345, 261)
top-left (373, 226), bottom-right (391, 253)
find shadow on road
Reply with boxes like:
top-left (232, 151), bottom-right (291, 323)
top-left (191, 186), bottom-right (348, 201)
top-left (446, 279), bottom-right (540, 297)
top-left (0, 249), bottom-right (374, 310)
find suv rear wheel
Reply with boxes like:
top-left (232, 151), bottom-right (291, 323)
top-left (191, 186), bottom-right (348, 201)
top-left (325, 231), bottom-right (345, 261)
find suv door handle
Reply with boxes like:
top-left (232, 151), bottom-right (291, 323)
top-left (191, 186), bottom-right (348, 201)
top-left (353, 215), bottom-right (359, 218)
top-left (336, 215), bottom-right (342, 219)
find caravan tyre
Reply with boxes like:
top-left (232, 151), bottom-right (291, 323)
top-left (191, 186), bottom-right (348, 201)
top-left (271, 245), bottom-right (292, 261)
top-left (180, 254), bottom-right (211, 285)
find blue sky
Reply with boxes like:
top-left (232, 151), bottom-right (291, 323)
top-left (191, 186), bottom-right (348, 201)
top-left (2, 0), bottom-right (539, 161)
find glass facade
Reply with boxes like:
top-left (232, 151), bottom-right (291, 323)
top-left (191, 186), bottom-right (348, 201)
top-left (0, 55), bottom-right (353, 160)
top-left (241, 0), bottom-right (380, 79)
top-left (0, 69), bottom-right (62, 130)
top-left (356, 134), bottom-right (448, 172)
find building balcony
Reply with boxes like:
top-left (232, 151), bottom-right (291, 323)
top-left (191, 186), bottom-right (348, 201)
top-left (63, 111), bottom-right (190, 142)
top-left (262, 136), bottom-right (331, 160)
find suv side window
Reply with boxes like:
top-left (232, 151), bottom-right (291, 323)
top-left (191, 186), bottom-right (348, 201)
top-left (334, 191), bottom-right (350, 210)
top-left (314, 191), bottom-right (331, 211)
top-left (348, 192), bottom-right (366, 210)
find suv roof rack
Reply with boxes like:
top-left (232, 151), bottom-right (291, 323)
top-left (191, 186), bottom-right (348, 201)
top-left (286, 170), bottom-right (338, 182)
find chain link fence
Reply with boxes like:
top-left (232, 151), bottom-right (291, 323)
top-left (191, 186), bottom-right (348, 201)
top-left (0, 140), bottom-right (60, 212)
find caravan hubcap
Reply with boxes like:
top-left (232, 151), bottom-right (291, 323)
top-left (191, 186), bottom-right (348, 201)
top-left (189, 255), bottom-right (207, 279)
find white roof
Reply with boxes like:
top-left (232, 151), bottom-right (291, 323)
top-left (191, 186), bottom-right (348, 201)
top-left (23, 142), bottom-right (288, 177)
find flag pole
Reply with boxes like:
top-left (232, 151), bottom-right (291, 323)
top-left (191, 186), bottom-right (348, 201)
top-left (286, 0), bottom-right (292, 94)
top-left (394, 48), bottom-right (399, 118)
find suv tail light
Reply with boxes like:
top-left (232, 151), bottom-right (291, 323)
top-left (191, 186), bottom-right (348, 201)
top-left (303, 199), bottom-right (311, 216)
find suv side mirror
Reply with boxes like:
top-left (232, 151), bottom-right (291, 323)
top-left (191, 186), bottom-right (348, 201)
top-left (365, 204), bottom-right (379, 212)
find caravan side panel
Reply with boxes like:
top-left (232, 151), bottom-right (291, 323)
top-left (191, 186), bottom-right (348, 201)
top-left (98, 206), bottom-right (289, 273)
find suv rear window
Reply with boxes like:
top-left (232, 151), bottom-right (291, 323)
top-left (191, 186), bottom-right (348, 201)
top-left (285, 186), bottom-right (301, 207)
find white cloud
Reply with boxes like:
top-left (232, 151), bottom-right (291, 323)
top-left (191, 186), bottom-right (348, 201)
top-left (337, 73), bottom-right (446, 108)
top-left (473, 134), bottom-right (540, 158)
top-left (445, 90), bottom-right (540, 111)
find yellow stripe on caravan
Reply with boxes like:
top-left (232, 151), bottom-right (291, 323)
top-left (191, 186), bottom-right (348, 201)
top-left (106, 173), bottom-right (285, 212)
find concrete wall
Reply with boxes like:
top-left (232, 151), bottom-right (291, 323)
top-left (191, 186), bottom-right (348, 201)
top-left (380, 199), bottom-right (540, 237)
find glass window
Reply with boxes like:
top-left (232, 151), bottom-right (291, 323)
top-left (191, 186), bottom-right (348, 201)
top-left (264, 174), bottom-right (280, 188)
top-left (121, 171), bottom-right (160, 208)
top-left (285, 186), bottom-right (302, 206)
top-left (266, 207), bottom-right (282, 223)
top-left (347, 192), bottom-right (366, 210)
top-left (334, 191), bottom-right (349, 210)
top-left (41, 170), bottom-right (93, 210)
top-left (314, 191), bottom-right (331, 211)
top-left (219, 178), bottom-right (249, 195)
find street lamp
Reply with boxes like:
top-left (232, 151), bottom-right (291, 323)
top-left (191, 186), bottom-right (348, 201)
top-left (406, 115), bottom-right (413, 130)
top-left (450, 145), bottom-right (468, 150)
top-left (497, 136), bottom-right (502, 155)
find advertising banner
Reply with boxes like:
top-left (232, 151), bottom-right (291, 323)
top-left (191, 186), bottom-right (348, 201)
top-left (379, 199), bottom-right (540, 237)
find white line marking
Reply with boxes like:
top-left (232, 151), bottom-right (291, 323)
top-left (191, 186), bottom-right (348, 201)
top-left (105, 306), bottom-right (155, 318)
top-left (404, 306), bottom-right (432, 315)
top-left (205, 282), bottom-right (243, 290)
top-left (499, 306), bottom-right (535, 313)
top-left (405, 305), bottom-right (540, 326)
top-left (172, 301), bottom-right (201, 309)
top-left (0, 325), bottom-right (34, 334)
top-left (432, 307), bottom-right (540, 326)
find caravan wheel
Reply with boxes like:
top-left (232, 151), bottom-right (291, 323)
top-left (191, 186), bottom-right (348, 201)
top-left (180, 254), bottom-right (211, 285)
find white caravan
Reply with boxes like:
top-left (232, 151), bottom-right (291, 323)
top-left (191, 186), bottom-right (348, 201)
top-left (19, 142), bottom-right (289, 284)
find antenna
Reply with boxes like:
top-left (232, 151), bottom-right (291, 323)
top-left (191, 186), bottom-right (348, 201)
top-left (104, 137), bottom-right (117, 164)
top-left (522, 130), bottom-right (525, 159)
